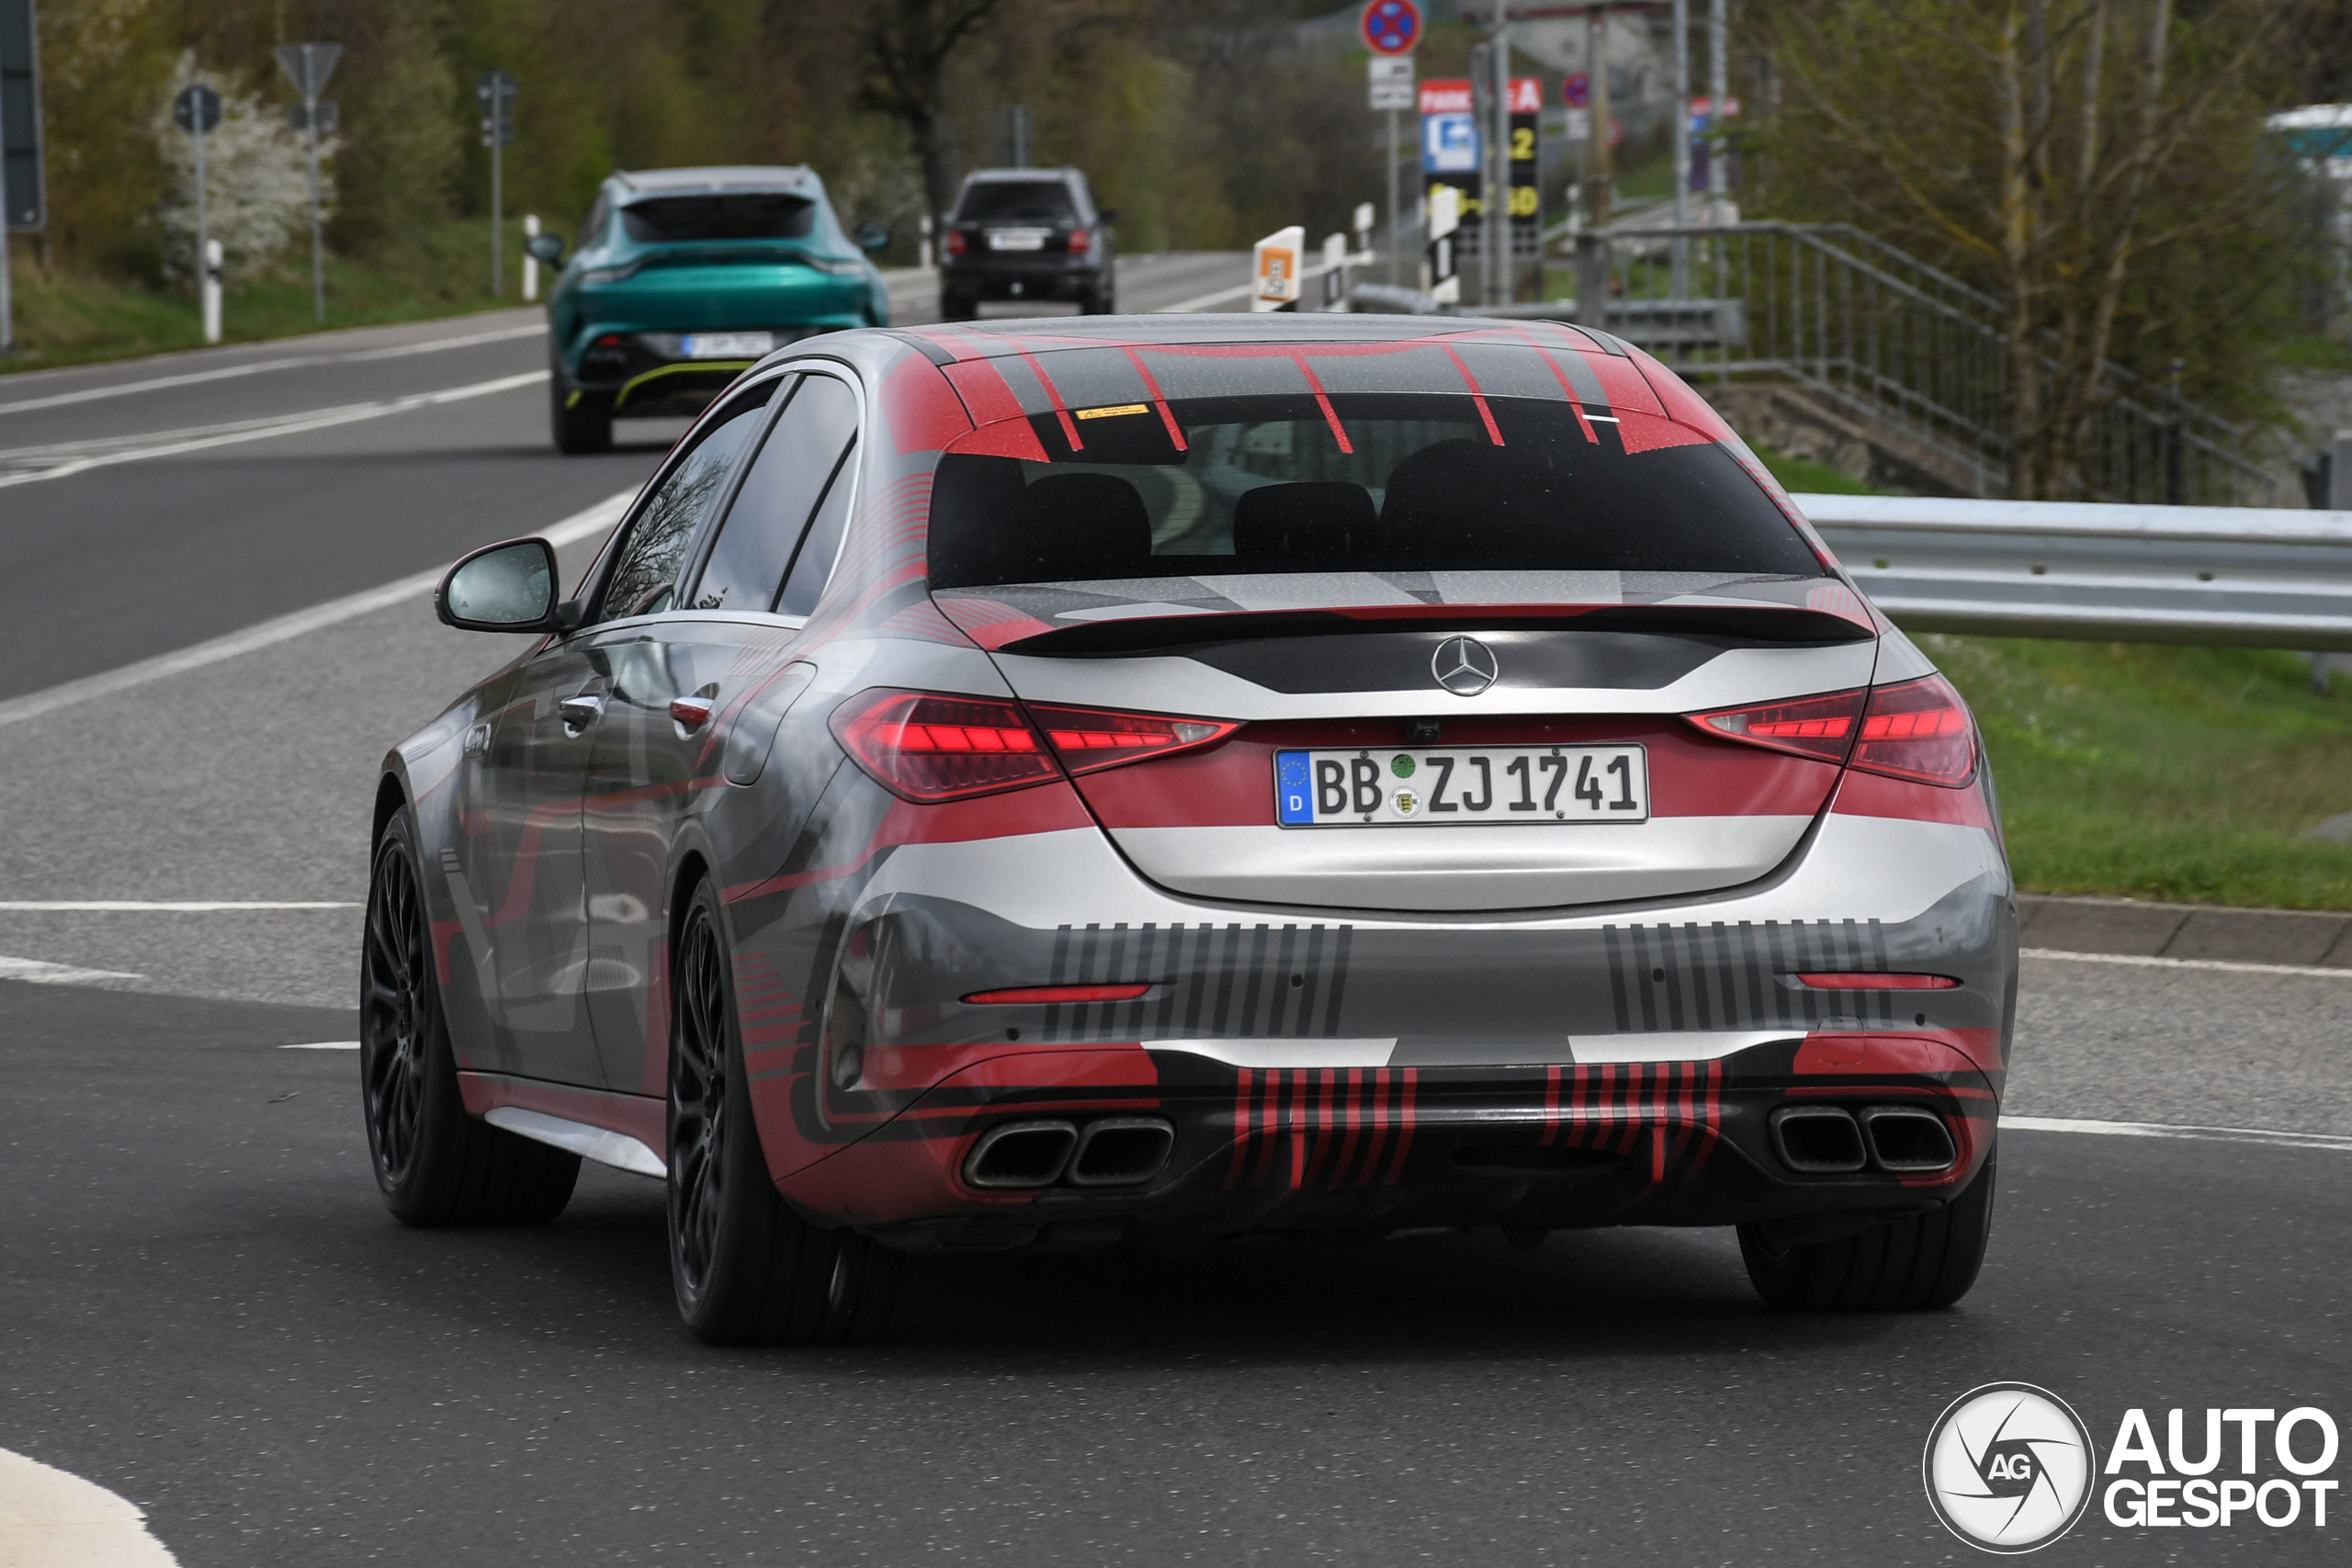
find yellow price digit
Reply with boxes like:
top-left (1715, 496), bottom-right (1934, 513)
top-left (1511, 127), bottom-right (1535, 161)
top-left (1509, 186), bottom-right (1539, 217)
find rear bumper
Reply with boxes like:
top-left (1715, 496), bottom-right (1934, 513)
top-left (730, 767), bottom-right (2017, 1246)
top-left (943, 256), bottom-right (1101, 300)
top-left (782, 1037), bottom-right (1996, 1252)
top-left (560, 327), bottom-right (845, 416)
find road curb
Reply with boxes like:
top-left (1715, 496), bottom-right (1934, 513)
top-left (2019, 893), bottom-right (2352, 966)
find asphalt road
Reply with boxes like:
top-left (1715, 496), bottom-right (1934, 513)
top-left (0, 268), bottom-right (2346, 1566)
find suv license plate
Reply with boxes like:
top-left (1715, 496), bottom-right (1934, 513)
top-left (681, 332), bottom-right (774, 359)
top-left (988, 229), bottom-right (1049, 251)
top-left (1274, 746), bottom-right (1650, 827)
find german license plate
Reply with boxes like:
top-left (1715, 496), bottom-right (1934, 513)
top-left (1274, 746), bottom-right (1649, 826)
top-left (988, 229), bottom-right (1049, 251)
top-left (680, 332), bottom-right (774, 359)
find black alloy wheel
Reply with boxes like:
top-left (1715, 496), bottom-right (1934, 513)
top-left (359, 809), bottom-right (580, 1225)
top-left (665, 881), bottom-right (900, 1345)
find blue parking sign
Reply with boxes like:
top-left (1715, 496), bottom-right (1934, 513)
top-left (1423, 112), bottom-right (1480, 175)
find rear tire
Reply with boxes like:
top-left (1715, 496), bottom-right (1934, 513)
top-left (550, 366), bottom-right (613, 455)
top-left (361, 809), bottom-right (581, 1226)
top-left (1737, 1150), bottom-right (1996, 1311)
top-left (665, 880), bottom-right (899, 1345)
top-left (1081, 279), bottom-right (1115, 315)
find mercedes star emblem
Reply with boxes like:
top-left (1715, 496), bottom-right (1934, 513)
top-left (1430, 636), bottom-right (1499, 696)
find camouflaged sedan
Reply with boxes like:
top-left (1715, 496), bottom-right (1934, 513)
top-left (363, 312), bottom-right (2015, 1344)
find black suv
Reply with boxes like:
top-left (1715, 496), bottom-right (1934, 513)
top-left (941, 168), bottom-right (1115, 318)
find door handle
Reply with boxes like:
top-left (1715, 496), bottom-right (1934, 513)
top-left (559, 694), bottom-right (605, 732)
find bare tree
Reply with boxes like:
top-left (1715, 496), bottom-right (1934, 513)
top-left (857, 0), bottom-right (1014, 231)
top-left (1755, 0), bottom-right (2307, 498)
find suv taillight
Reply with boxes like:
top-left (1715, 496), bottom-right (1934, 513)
top-left (832, 691), bottom-right (1238, 803)
top-left (1066, 227), bottom-right (1090, 251)
top-left (1688, 673), bottom-right (1975, 786)
top-left (945, 229), bottom-right (967, 257)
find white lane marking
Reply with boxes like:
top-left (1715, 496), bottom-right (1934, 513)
top-left (2002, 1114), bottom-right (2352, 1153)
top-left (281, 1041), bottom-right (360, 1051)
top-left (0, 370), bottom-right (548, 489)
top-left (0, 901), bottom-right (357, 911)
top-left (0, 1448), bottom-right (181, 1567)
top-left (2020, 945), bottom-right (2352, 981)
top-left (0, 322), bottom-right (546, 416)
top-left (0, 489), bottom-right (635, 733)
top-left (1156, 280), bottom-right (1257, 313)
top-left (0, 954), bottom-right (144, 987)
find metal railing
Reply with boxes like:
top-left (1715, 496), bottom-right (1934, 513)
top-left (1794, 492), bottom-right (2352, 649)
top-left (1588, 222), bottom-right (2283, 507)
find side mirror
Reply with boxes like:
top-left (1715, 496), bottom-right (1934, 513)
top-left (1097, 208), bottom-right (1120, 225)
top-left (526, 231), bottom-right (566, 265)
top-left (854, 220), bottom-right (891, 254)
top-left (436, 537), bottom-right (562, 633)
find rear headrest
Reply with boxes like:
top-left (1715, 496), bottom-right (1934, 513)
top-left (1379, 437), bottom-right (1560, 563)
top-left (1231, 481), bottom-right (1378, 563)
top-left (992, 471), bottom-right (1152, 581)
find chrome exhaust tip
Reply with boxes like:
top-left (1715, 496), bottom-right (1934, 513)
top-left (1066, 1117), bottom-right (1176, 1187)
top-left (963, 1120), bottom-right (1080, 1189)
top-left (1859, 1106), bottom-right (1958, 1172)
top-left (1770, 1105), bottom-right (1868, 1174)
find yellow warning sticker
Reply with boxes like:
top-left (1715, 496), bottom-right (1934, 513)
top-left (1074, 403), bottom-right (1151, 421)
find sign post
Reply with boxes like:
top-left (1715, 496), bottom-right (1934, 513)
top-left (173, 85), bottom-right (223, 343)
top-left (1419, 77), bottom-right (1481, 293)
top-left (1252, 226), bottom-right (1304, 313)
top-left (1, 0), bottom-right (48, 357)
top-left (478, 70), bottom-right (517, 298)
top-left (276, 42), bottom-right (342, 322)
top-left (1361, 3), bottom-right (1420, 287)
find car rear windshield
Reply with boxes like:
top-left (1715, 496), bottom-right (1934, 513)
top-left (955, 181), bottom-right (1079, 224)
top-left (620, 194), bottom-right (816, 243)
top-left (926, 393), bottom-right (1826, 588)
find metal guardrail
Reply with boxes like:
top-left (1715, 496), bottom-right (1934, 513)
top-left (1794, 492), bottom-right (2352, 651)
top-left (1348, 283), bottom-right (1747, 354)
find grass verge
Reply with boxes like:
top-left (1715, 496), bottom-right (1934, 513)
top-left (2, 218), bottom-right (543, 374)
top-left (1925, 636), bottom-right (2352, 912)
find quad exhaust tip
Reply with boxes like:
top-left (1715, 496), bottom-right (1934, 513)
top-left (1068, 1118), bottom-right (1176, 1187)
top-left (964, 1120), bottom-right (1079, 1189)
top-left (1770, 1104), bottom-right (1956, 1175)
top-left (962, 1116), bottom-right (1177, 1190)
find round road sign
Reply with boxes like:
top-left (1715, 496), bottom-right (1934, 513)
top-left (1362, 0), bottom-right (1422, 56)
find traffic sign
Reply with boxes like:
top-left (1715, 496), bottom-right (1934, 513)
top-left (276, 42), bottom-right (342, 101)
top-left (478, 69), bottom-right (517, 147)
top-left (173, 85), bottom-right (221, 136)
top-left (1368, 55), bottom-right (1414, 112)
top-left (1361, 0), bottom-right (1421, 56)
top-left (2, 0), bottom-right (44, 232)
top-left (1563, 72), bottom-right (1589, 108)
top-left (1422, 112), bottom-right (1478, 175)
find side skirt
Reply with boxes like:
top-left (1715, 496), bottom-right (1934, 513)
top-left (458, 1071), bottom-right (667, 1178)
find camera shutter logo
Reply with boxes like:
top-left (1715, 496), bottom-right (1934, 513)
top-left (1430, 637), bottom-right (1499, 696)
top-left (1923, 1383), bottom-right (2098, 1553)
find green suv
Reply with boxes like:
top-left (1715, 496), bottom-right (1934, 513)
top-left (529, 166), bottom-right (890, 455)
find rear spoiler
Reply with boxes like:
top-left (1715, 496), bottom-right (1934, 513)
top-left (978, 603), bottom-right (1877, 657)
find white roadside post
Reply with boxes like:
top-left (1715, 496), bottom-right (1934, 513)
top-left (522, 214), bottom-right (540, 302)
top-left (201, 239), bottom-right (221, 344)
top-left (1321, 231), bottom-right (1348, 310)
top-left (1252, 226), bottom-right (1305, 313)
top-left (1427, 184), bottom-right (1461, 304)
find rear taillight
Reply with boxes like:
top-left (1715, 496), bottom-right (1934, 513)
top-left (833, 692), bottom-right (1057, 802)
top-left (1025, 702), bottom-right (1238, 777)
top-left (1852, 674), bottom-right (1975, 785)
top-left (1066, 227), bottom-right (1090, 251)
top-left (945, 229), bottom-right (967, 257)
top-left (1688, 673), bottom-right (1975, 785)
top-left (964, 983), bottom-right (1150, 1004)
top-left (1795, 972), bottom-right (1959, 990)
top-left (833, 691), bottom-right (1238, 802)
top-left (1687, 688), bottom-right (1865, 763)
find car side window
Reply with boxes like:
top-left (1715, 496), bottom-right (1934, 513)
top-left (577, 193), bottom-right (610, 254)
top-left (691, 373), bottom-right (861, 615)
top-left (594, 383), bottom-right (775, 625)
